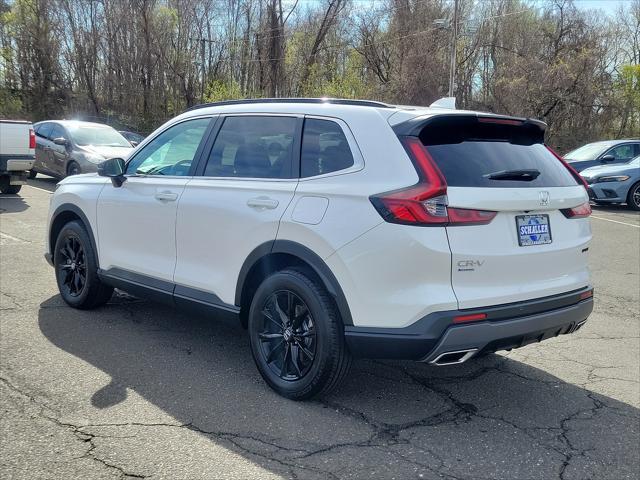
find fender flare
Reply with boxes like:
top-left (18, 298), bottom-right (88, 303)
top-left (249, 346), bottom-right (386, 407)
top-left (49, 203), bottom-right (99, 267)
top-left (235, 240), bottom-right (353, 326)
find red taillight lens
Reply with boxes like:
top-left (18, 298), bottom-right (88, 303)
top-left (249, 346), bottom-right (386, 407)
top-left (546, 146), bottom-right (588, 189)
top-left (453, 313), bottom-right (487, 324)
top-left (29, 128), bottom-right (36, 149)
top-left (369, 137), bottom-right (496, 226)
top-left (561, 202), bottom-right (591, 219)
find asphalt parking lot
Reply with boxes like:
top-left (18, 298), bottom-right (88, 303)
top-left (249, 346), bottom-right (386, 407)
top-left (1, 177), bottom-right (638, 480)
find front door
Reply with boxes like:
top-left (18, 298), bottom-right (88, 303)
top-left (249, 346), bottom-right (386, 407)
top-left (96, 116), bottom-right (213, 283)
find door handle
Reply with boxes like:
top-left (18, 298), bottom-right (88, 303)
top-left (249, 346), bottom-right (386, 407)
top-left (247, 197), bottom-right (279, 210)
top-left (155, 191), bottom-right (179, 202)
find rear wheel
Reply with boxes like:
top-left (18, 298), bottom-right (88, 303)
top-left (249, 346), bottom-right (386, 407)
top-left (54, 220), bottom-right (113, 309)
top-left (627, 182), bottom-right (640, 211)
top-left (0, 177), bottom-right (21, 194)
top-left (248, 269), bottom-right (351, 400)
top-left (66, 161), bottom-right (81, 177)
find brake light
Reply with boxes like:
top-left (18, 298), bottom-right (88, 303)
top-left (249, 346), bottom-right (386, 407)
top-left (453, 313), bottom-right (487, 324)
top-left (29, 128), bottom-right (35, 149)
top-left (561, 202), bottom-right (591, 219)
top-left (546, 146), bottom-right (588, 189)
top-left (477, 117), bottom-right (523, 126)
top-left (369, 137), bottom-right (497, 226)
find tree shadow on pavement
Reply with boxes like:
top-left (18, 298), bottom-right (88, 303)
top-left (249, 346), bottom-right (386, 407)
top-left (38, 294), bottom-right (640, 480)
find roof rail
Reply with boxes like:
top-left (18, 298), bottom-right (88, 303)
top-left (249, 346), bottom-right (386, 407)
top-left (184, 97), bottom-right (394, 112)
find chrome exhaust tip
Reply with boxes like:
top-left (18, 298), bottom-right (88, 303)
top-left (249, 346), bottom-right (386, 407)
top-left (429, 348), bottom-right (478, 366)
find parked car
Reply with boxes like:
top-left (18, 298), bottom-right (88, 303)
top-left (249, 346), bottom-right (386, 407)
top-left (31, 121), bottom-right (133, 179)
top-left (564, 139), bottom-right (640, 172)
top-left (118, 130), bottom-right (145, 147)
top-left (45, 98), bottom-right (594, 400)
top-left (581, 156), bottom-right (640, 211)
top-left (0, 119), bottom-right (35, 194)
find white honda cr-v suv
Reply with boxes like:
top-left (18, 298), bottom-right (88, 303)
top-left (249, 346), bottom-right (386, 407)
top-left (45, 98), bottom-right (594, 399)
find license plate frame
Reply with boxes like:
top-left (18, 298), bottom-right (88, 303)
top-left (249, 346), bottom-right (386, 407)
top-left (516, 214), bottom-right (552, 247)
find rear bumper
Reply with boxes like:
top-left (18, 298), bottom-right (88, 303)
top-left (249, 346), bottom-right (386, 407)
top-left (345, 287), bottom-right (594, 362)
top-left (0, 154), bottom-right (35, 172)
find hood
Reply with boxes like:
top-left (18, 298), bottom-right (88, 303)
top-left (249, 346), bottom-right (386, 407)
top-left (79, 144), bottom-right (133, 160)
top-left (581, 162), bottom-right (638, 177)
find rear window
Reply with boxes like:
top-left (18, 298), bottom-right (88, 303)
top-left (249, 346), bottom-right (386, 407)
top-left (416, 116), bottom-right (578, 188)
top-left (426, 142), bottom-right (578, 188)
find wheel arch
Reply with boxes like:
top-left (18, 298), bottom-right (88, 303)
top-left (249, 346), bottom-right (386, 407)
top-left (236, 240), bottom-right (353, 328)
top-left (49, 204), bottom-right (99, 267)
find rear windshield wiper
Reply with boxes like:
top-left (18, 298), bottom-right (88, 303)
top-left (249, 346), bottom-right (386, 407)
top-left (484, 169), bottom-right (541, 181)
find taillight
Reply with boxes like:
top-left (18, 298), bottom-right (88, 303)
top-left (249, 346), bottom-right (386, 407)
top-left (369, 137), bottom-right (497, 226)
top-left (29, 128), bottom-right (36, 149)
top-left (546, 146), bottom-right (588, 189)
top-left (561, 202), bottom-right (591, 219)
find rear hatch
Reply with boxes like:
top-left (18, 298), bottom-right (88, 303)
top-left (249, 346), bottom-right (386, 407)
top-left (396, 114), bottom-right (591, 309)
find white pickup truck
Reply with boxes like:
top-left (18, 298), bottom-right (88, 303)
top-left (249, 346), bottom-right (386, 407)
top-left (0, 119), bottom-right (36, 194)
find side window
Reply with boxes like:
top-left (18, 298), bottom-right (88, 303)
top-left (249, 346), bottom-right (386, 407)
top-left (49, 125), bottom-right (65, 141)
top-left (126, 118), bottom-right (210, 176)
top-left (606, 144), bottom-right (635, 161)
top-left (36, 123), bottom-right (53, 139)
top-left (301, 118), bottom-right (354, 178)
top-left (204, 116), bottom-right (297, 179)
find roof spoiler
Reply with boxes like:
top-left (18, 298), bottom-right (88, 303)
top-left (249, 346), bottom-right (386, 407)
top-left (429, 97), bottom-right (456, 109)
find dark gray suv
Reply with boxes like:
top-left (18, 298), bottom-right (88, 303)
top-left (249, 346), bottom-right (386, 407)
top-left (31, 120), bottom-right (133, 178)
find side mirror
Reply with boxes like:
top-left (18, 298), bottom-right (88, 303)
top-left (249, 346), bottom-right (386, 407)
top-left (130, 140), bottom-right (139, 147)
top-left (98, 157), bottom-right (126, 187)
top-left (601, 154), bottom-right (615, 163)
top-left (53, 137), bottom-right (69, 146)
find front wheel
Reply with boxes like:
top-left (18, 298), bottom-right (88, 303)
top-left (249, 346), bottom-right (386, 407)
top-left (54, 220), bottom-right (113, 309)
top-left (66, 161), bottom-right (81, 177)
top-left (627, 182), bottom-right (640, 211)
top-left (27, 169), bottom-right (37, 179)
top-left (0, 177), bottom-right (21, 194)
top-left (248, 269), bottom-right (351, 400)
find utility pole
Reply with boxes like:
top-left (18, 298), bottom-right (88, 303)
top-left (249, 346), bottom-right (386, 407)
top-left (448, 0), bottom-right (459, 98)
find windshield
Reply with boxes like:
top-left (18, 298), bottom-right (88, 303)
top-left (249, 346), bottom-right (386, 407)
top-left (68, 125), bottom-right (131, 147)
top-left (565, 143), bottom-right (611, 161)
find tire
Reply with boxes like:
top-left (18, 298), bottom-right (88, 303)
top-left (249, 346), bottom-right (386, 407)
top-left (27, 170), bottom-right (37, 179)
top-left (248, 268), bottom-right (352, 400)
top-left (66, 161), bottom-right (81, 177)
top-left (53, 220), bottom-right (113, 309)
top-left (0, 177), bottom-right (21, 194)
top-left (627, 181), bottom-right (640, 211)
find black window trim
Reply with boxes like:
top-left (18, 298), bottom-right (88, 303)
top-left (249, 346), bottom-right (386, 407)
top-left (124, 114), bottom-right (217, 178)
top-left (193, 112), bottom-right (304, 181)
top-left (298, 114), bottom-right (364, 180)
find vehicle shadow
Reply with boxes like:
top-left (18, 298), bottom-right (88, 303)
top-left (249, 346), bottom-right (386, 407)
top-left (38, 294), bottom-right (639, 479)
top-left (591, 203), bottom-right (639, 216)
top-left (0, 194), bottom-right (29, 213)
top-left (28, 175), bottom-right (58, 193)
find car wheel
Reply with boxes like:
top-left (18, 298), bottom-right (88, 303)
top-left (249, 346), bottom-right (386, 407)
top-left (627, 181), bottom-right (640, 211)
top-left (66, 161), bottom-right (81, 177)
top-left (27, 170), bottom-right (37, 179)
top-left (248, 268), bottom-right (352, 400)
top-left (0, 177), bottom-right (22, 194)
top-left (54, 220), bottom-right (113, 309)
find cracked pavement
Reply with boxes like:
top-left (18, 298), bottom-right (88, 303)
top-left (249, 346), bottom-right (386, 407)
top-left (1, 179), bottom-right (638, 480)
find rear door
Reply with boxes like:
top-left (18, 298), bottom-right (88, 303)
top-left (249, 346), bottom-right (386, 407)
top-left (174, 114), bottom-right (300, 307)
top-left (421, 116), bottom-right (591, 309)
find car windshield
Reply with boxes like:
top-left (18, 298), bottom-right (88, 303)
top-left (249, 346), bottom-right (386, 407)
top-left (565, 143), bottom-right (612, 161)
top-left (68, 125), bottom-right (131, 147)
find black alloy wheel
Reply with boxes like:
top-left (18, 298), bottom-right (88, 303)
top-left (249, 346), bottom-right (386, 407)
top-left (258, 290), bottom-right (317, 381)
top-left (57, 234), bottom-right (87, 297)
